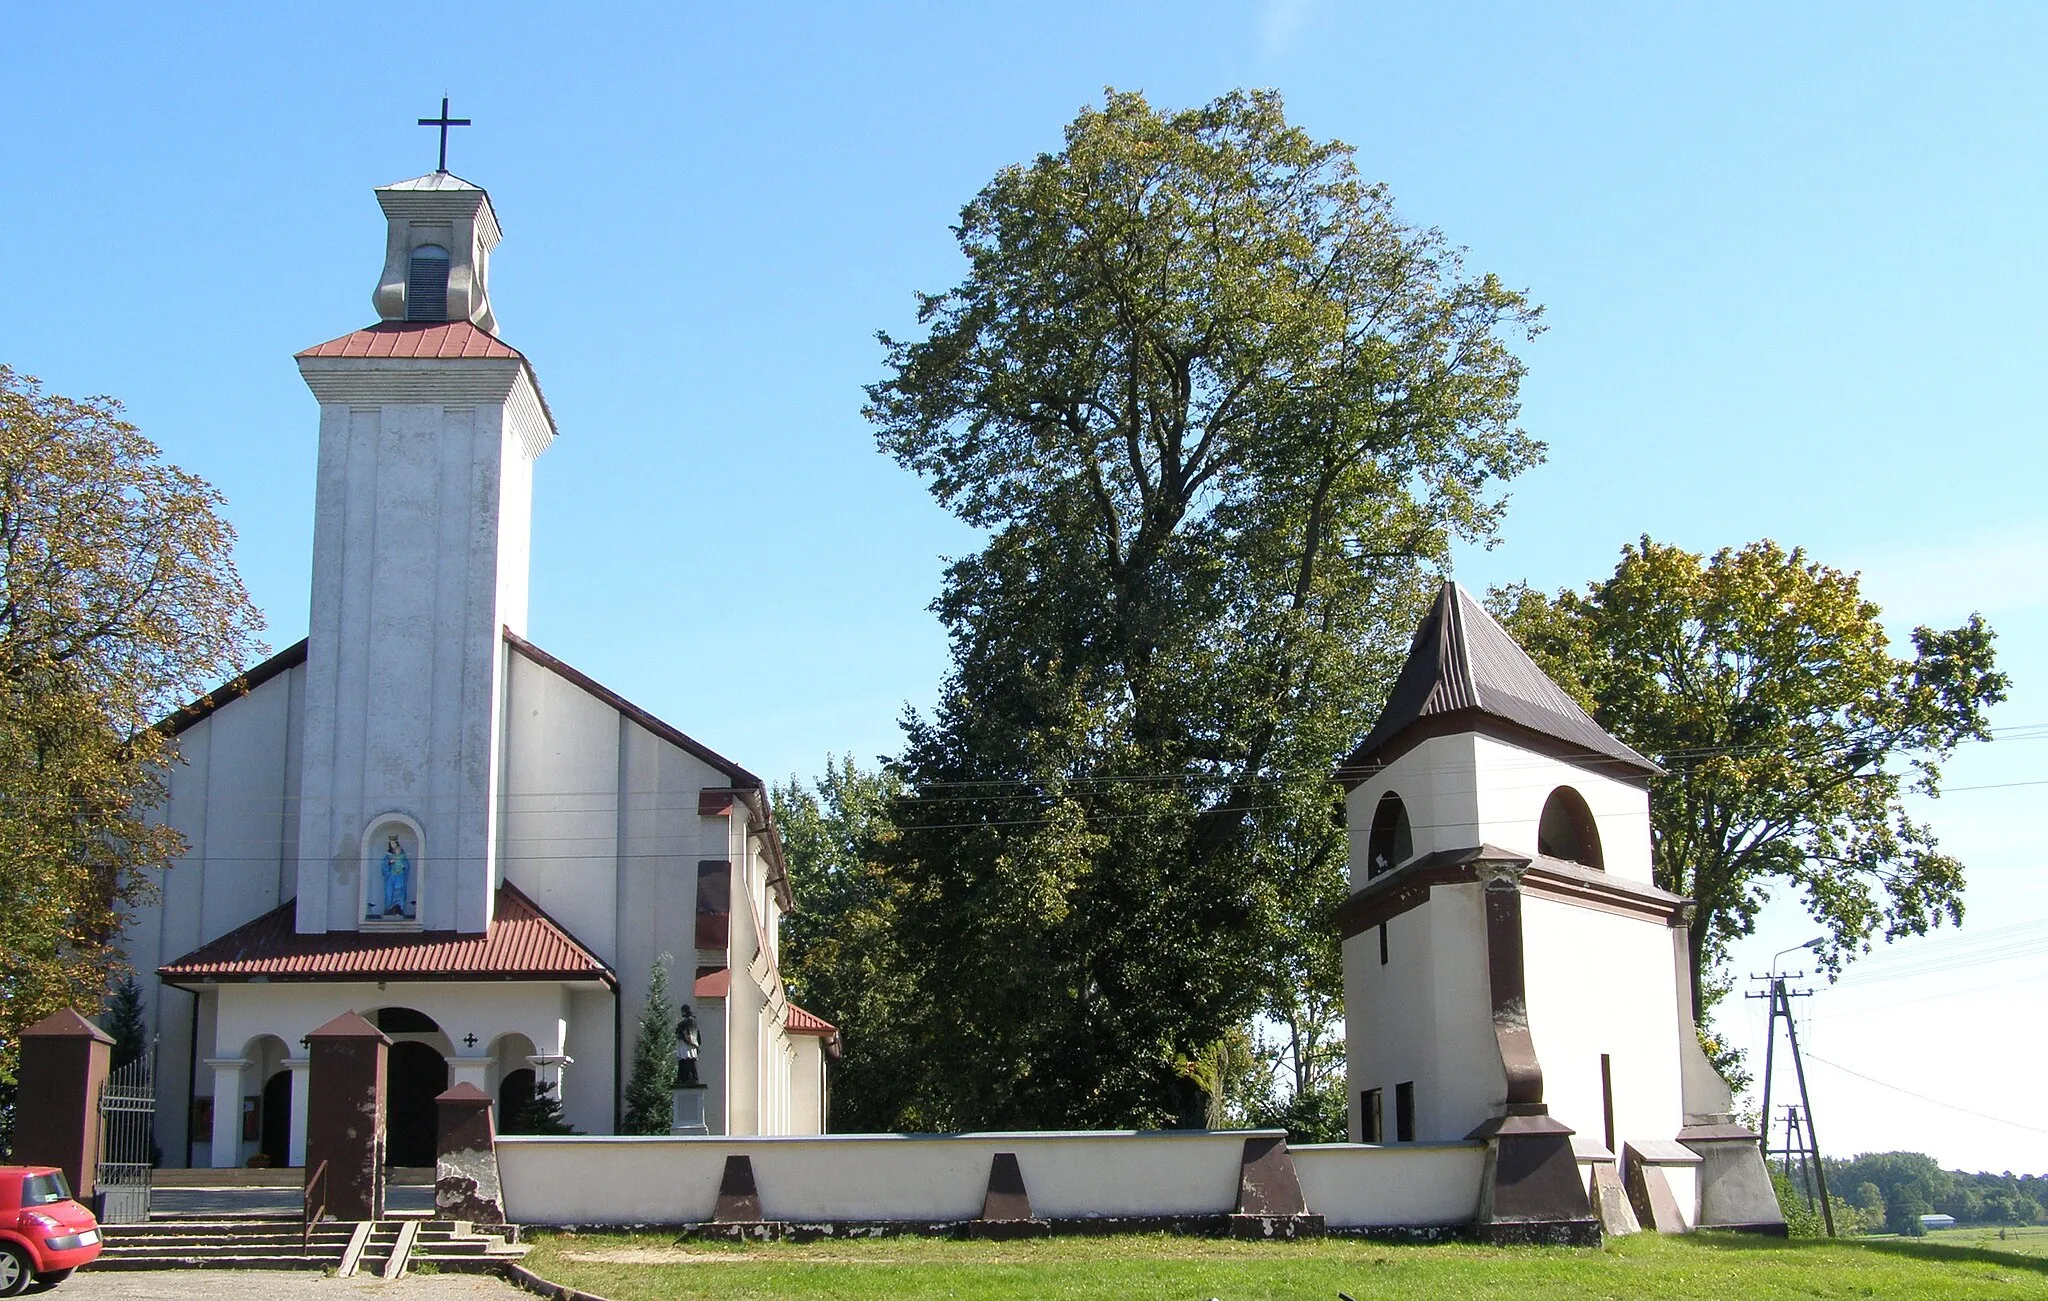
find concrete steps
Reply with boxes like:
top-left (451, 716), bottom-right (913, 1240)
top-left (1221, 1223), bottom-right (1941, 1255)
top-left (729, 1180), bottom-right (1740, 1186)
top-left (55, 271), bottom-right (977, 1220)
top-left (94, 1220), bottom-right (355, 1270)
top-left (92, 1217), bottom-right (526, 1275)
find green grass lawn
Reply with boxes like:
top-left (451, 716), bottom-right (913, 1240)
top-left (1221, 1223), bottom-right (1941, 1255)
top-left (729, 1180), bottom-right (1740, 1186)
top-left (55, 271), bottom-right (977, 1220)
top-left (1922, 1224), bottom-right (2048, 1258)
top-left (522, 1228), bottom-right (2048, 1300)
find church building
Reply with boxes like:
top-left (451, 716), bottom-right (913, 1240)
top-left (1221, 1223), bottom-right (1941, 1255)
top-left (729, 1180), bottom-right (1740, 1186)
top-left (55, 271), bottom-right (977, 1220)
top-left (119, 165), bottom-right (837, 1169)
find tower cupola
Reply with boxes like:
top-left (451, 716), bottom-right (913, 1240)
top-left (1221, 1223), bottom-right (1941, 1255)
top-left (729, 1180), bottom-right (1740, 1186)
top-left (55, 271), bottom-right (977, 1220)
top-left (371, 173), bottom-right (501, 333)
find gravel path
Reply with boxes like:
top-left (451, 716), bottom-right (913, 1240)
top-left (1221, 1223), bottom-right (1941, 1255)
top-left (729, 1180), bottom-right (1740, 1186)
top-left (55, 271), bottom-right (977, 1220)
top-left (60, 1270), bottom-right (532, 1299)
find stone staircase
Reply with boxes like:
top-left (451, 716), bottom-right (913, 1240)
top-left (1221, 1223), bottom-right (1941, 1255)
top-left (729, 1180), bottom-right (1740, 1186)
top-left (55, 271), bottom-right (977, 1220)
top-left (94, 1216), bottom-right (526, 1276)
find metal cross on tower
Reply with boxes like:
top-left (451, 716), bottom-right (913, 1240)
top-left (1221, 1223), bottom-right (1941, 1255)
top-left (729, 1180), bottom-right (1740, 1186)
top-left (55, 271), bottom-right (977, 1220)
top-left (418, 96), bottom-right (472, 173)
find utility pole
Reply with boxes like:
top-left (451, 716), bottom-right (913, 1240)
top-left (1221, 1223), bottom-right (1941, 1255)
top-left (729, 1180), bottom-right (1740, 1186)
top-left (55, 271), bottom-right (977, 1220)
top-left (1750, 966), bottom-right (1836, 1236)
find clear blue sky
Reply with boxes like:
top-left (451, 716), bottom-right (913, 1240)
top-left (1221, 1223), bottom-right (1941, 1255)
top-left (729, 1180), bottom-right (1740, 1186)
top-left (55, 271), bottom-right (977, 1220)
top-left (4, 2), bottom-right (2043, 1172)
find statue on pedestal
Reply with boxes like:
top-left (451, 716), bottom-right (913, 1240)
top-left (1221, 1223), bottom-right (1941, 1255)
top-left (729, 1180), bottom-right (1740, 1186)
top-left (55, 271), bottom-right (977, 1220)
top-left (674, 1004), bottom-right (701, 1087)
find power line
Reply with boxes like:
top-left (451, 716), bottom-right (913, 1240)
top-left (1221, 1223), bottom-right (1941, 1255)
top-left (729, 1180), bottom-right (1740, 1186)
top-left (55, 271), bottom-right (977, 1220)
top-left (1804, 1053), bottom-right (2048, 1137)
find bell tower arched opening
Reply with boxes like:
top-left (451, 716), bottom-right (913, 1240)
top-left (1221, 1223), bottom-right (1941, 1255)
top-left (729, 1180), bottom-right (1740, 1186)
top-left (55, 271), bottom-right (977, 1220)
top-left (1537, 786), bottom-right (1604, 870)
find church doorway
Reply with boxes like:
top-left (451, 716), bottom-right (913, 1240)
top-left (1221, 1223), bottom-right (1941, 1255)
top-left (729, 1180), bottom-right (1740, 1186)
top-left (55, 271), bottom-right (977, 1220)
top-left (498, 1069), bottom-right (536, 1133)
top-left (385, 1041), bottom-right (448, 1167)
top-left (373, 1007), bottom-right (451, 1168)
top-left (259, 1069), bottom-right (292, 1166)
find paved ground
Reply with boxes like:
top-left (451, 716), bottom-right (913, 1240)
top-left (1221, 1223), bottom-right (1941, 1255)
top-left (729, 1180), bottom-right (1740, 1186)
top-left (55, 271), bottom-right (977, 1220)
top-left (63, 1270), bottom-right (530, 1299)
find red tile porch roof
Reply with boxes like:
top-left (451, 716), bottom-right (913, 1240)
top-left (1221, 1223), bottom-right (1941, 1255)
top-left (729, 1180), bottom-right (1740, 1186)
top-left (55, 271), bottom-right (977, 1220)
top-left (784, 1004), bottom-right (837, 1036)
top-left (158, 882), bottom-right (614, 988)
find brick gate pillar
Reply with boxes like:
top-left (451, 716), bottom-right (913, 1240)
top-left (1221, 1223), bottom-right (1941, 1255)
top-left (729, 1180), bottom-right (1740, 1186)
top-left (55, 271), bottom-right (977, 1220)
top-left (14, 1010), bottom-right (114, 1203)
top-left (433, 1083), bottom-right (505, 1224)
top-left (305, 1010), bottom-right (390, 1221)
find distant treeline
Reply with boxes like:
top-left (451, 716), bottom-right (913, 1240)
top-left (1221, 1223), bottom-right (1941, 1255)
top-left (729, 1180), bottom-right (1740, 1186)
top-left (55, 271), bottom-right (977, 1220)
top-left (1803, 1152), bottom-right (2046, 1234)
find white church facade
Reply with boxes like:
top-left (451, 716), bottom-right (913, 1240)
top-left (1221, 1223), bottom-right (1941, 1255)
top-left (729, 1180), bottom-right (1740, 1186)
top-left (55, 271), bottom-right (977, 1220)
top-left (120, 168), bottom-right (836, 1169)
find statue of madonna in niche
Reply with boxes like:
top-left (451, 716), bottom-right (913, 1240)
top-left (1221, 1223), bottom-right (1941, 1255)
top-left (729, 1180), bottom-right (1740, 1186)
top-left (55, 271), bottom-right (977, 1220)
top-left (366, 822), bottom-right (420, 922)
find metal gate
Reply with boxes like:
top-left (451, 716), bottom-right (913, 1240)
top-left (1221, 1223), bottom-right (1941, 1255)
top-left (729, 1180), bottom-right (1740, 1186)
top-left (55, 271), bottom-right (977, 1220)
top-left (96, 1045), bottom-right (155, 1223)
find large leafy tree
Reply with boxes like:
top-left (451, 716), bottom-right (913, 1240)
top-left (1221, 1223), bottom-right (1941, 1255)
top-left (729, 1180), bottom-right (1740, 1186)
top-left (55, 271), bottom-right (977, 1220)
top-left (0, 366), bottom-right (264, 1088)
top-left (858, 89), bottom-right (1544, 1128)
top-left (774, 757), bottom-right (915, 1132)
top-left (1493, 537), bottom-right (2006, 1022)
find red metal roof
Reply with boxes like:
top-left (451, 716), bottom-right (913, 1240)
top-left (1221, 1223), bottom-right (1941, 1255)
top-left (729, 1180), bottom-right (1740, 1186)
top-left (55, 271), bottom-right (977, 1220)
top-left (158, 882), bottom-right (613, 987)
top-left (784, 1004), bottom-right (837, 1036)
top-left (296, 319), bottom-right (525, 360)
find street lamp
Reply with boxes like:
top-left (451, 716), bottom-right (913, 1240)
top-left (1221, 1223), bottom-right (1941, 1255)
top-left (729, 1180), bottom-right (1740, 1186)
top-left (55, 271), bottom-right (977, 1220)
top-left (1772, 936), bottom-right (1825, 974)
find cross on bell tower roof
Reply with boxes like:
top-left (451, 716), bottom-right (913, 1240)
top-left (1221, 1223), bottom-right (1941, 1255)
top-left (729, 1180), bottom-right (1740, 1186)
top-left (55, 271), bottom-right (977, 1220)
top-left (418, 96), bottom-right (472, 174)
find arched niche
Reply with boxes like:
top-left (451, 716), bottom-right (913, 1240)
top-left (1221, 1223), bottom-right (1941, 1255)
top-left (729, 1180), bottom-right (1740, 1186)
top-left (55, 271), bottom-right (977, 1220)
top-left (362, 813), bottom-right (424, 927)
top-left (1367, 792), bottom-right (1413, 878)
top-left (1537, 786), bottom-right (1604, 871)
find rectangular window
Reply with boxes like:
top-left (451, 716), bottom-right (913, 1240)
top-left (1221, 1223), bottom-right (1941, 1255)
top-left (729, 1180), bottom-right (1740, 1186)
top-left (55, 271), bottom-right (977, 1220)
top-left (695, 860), bottom-right (732, 948)
top-left (1361, 1088), bottom-right (1383, 1143)
top-left (1379, 922), bottom-right (1389, 966)
top-left (1395, 1081), bottom-right (1416, 1142)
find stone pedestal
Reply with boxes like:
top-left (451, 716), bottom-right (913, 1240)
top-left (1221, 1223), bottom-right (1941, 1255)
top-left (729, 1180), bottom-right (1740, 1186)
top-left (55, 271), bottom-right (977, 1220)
top-left (671, 1083), bottom-right (709, 1135)
top-left (1680, 1122), bottom-right (1789, 1235)
top-left (14, 1010), bottom-right (113, 1202)
top-left (1469, 1113), bottom-right (1602, 1246)
top-left (434, 1083), bottom-right (505, 1225)
top-left (305, 1010), bottom-right (390, 1221)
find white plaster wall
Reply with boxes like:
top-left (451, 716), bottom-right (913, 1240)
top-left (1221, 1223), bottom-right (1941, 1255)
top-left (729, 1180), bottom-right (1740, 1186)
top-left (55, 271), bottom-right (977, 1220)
top-left (1291, 1143), bottom-right (1485, 1227)
top-left (499, 654), bottom-right (622, 961)
top-left (790, 1037), bottom-right (824, 1135)
top-left (1346, 883), bottom-right (1505, 1145)
top-left (564, 987), bottom-right (617, 1135)
top-left (1345, 734), bottom-right (1654, 886)
top-left (1469, 736), bottom-right (1653, 883)
top-left (1520, 897), bottom-right (1686, 1153)
top-left (293, 365), bottom-right (548, 938)
top-left (500, 1131), bottom-right (1268, 1225)
top-left (698, 997), bottom-right (729, 1136)
top-left (125, 663), bottom-right (305, 1165)
top-left (1345, 734), bottom-right (1483, 888)
top-left (1424, 883), bottom-right (1508, 1140)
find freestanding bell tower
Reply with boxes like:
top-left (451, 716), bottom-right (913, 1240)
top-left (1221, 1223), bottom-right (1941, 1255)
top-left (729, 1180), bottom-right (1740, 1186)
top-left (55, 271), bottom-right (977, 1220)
top-left (290, 169), bottom-right (557, 936)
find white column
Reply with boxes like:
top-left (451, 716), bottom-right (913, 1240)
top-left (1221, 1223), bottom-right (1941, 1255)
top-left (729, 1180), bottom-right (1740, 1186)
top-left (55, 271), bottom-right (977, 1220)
top-left (204, 1058), bottom-right (248, 1169)
top-left (286, 1057), bottom-right (311, 1168)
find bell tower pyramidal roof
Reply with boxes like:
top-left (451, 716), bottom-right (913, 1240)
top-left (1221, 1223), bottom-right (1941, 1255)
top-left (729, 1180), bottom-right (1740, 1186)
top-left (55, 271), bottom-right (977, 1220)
top-left (1336, 581), bottom-right (1659, 785)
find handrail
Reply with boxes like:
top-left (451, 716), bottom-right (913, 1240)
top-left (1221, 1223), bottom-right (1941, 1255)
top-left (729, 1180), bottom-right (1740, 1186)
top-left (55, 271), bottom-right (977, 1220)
top-left (303, 1159), bottom-right (329, 1253)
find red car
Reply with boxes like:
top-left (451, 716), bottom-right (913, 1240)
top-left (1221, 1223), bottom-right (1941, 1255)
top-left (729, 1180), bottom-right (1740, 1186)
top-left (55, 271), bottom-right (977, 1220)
top-left (0, 1167), bottom-right (101, 1295)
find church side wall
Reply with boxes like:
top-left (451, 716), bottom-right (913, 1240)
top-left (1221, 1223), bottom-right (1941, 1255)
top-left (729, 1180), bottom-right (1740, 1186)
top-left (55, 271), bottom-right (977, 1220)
top-left (500, 653), bottom-right (621, 963)
top-left (499, 650), bottom-right (779, 1134)
top-left (1520, 897), bottom-right (1686, 1153)
top-left (128, 663), bottom-right (305, 1166)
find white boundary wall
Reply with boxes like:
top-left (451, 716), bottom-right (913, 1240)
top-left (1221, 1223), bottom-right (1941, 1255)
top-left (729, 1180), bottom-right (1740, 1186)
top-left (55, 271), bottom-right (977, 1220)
top-left (1292, 1143), bottom-right (1484, 1227)
top-left (498, 1132), bottom-right (1485, 1228)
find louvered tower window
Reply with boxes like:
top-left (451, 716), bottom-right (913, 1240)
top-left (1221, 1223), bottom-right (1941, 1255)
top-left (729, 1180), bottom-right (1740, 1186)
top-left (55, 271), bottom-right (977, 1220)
top-left (406, 244), bottom-right (451, 321)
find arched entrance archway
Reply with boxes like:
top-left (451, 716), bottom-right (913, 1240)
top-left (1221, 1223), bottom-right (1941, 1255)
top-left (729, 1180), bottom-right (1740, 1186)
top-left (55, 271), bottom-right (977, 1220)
top-left (260, 1069), bottom-right (292, 1165)
top-left (369, 1008), bottom-right (451, 1168)
top-left (386, 1041), bottom-right (448, 1167)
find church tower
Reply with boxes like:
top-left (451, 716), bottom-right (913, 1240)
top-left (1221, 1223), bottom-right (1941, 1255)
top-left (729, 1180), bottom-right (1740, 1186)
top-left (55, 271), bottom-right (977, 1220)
top-left (1333, 582), bottom-right (1781, 1237)
top-left (290, 171), bottom-right (557, 936)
